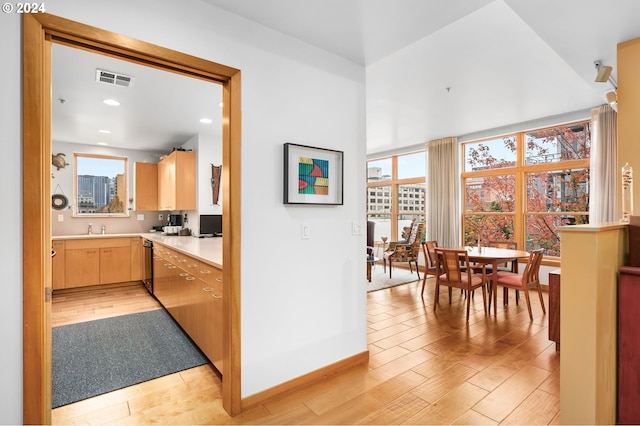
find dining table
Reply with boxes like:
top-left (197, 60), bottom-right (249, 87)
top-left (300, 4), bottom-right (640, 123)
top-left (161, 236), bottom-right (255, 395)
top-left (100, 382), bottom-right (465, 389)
top-left (444, 246), bottom-right (530, 315)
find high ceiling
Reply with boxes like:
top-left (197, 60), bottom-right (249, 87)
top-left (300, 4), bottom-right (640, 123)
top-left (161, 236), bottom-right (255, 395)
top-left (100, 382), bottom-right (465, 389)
top-left (52, 0), bottom-right (640, 155)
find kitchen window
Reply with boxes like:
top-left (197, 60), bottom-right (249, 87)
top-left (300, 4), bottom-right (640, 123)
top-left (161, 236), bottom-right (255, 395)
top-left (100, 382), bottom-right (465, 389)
top-left (73, 153), bottom-right (129, 217)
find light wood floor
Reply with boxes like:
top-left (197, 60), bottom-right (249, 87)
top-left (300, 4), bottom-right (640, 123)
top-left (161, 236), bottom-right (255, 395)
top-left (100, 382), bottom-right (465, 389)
top-left (51, 278), bottom-right (559, 425)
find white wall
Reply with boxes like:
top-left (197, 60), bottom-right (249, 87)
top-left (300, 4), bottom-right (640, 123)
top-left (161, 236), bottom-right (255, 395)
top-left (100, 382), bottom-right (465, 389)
top-left (1, 0), bottom-right (366, 420)
top-left (0, 11), bottom-right (24, 423)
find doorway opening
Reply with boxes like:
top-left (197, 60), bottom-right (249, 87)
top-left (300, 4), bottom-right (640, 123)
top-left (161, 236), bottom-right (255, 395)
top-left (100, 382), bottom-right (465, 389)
top-left (22, 13), bottom-right (242, 423)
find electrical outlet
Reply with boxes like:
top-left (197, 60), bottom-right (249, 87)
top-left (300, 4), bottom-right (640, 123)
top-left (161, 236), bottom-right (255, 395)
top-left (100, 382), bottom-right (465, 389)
top-left (57, 214), bottom-right (64, 222)
top-left (158, 214), bottom-right (163, 222)
top-left (137, 214), bottom-right (144, 221)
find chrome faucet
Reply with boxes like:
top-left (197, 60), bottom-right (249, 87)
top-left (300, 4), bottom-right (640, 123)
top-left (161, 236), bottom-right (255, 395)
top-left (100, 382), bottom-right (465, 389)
top-left (101, 225), bottom-right (106, 235)
top-left (88, 223), bottom-right (93, 235)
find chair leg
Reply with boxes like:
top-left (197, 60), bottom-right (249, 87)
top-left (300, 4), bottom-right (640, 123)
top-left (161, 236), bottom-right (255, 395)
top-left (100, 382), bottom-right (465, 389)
top-left (433, 282), bottom-right (440, 311)
top-left (415, 261), bottom-right (421, 279)
top-left (465, 288), bottom-right (472, 321)
top-left (481, 284), bottom-right (487, 314)
top-left (448, 287), bottom-right (452, 304)
top-left (536, 283), bottom-right (546, 314)
top-left (388, 260), bottom-right (392, 278)
top-left (523, 287), bottom-right (533, 321)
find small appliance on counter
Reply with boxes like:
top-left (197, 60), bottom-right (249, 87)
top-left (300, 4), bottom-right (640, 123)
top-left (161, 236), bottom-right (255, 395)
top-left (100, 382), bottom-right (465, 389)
top-left (168, 214), bottom-right (182, 227)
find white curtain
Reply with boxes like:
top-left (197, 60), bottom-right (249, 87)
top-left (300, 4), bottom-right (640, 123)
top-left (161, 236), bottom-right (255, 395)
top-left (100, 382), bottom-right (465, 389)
top-left (426, 137), bottom-right (460, 247)
top-left (589, 104), bottom-right (618, 223)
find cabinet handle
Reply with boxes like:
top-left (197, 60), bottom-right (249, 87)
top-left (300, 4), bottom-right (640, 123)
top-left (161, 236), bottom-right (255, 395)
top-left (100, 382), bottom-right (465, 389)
top-left (179, 272), bottom-right (189, 277)
top-left (103, 249), bottom-right (111, 253)
top-left (200, 270), bottom-right (211, 275)
top-left (212, 293), bottom-right (222, 299)
top-left (215, 278), bottom-right (223, 283)
top-left (187, 263), bottom-right (198, 268)
top-left (186, 276), bottom-right (196, 281)
top-left (178, 259), bottom-right (187, 263)
top-left (202, 287), bottom-right (212, 292)
top-left (167, 265), bottom-right (177, 269)
top-left (87, 250), bottom-right (96, 254)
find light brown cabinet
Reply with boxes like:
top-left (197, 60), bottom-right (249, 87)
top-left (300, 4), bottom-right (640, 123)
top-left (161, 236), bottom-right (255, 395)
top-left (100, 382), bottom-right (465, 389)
top-left (57, 237), bottom-right (140, 288)
top-left (52, 240), bottom-right (66, 289)
top-left (99, 246), bottom-right (132, 284)
top-left (157, 150), bottom-right (196, 211)
top-left (134, 162), bottom-right (158, 211)
top-left (152, 242), bottom-right (223, 372)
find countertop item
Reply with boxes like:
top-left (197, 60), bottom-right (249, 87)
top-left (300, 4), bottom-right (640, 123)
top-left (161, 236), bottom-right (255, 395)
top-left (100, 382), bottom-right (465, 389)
top-left (52, 233), bottom-right (222, 268)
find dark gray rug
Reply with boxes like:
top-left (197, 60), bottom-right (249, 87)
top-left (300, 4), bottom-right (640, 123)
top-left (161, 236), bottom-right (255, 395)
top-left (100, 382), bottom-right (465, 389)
top-left (52, 309), bottom-right (208, 408)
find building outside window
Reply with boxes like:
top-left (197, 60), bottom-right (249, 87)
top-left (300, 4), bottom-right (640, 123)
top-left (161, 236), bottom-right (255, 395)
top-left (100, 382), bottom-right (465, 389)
top-left (367, 151), bottom-right (426, 244)
top-left (461, 121), bottom-right (590, 258)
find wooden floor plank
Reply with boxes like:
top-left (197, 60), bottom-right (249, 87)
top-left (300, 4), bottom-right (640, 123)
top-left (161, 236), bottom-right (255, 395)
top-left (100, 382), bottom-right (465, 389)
top-left (52, 280), bottom-right (559, 425)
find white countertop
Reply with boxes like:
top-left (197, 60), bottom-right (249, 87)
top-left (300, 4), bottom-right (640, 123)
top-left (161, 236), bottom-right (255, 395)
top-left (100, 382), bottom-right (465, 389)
top-left (52, 232), bottom-right (223, 268)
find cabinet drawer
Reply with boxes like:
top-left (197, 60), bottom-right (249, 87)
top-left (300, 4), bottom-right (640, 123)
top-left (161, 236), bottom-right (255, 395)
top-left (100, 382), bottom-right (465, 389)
top-left (65, 237), bottom-right (130, 250)
top-left (197, 261), bottom-right (222, 286)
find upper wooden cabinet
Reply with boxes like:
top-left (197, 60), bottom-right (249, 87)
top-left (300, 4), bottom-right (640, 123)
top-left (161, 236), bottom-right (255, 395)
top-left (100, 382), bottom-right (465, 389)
top-left (134, 162), bottom-right (158, 211)
top-left (157, 150), bottom-right (196, 211)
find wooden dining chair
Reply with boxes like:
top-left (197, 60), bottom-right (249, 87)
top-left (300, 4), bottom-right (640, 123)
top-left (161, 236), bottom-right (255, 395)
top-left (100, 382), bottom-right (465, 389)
top-left (420, 240), bottom-right (438, 296)
top-left (495, 248), bottom-right (545, 321)
top-left (434, 248), bottom-right (487, 321)
top-left (487, 240), bottom-right (519, 305)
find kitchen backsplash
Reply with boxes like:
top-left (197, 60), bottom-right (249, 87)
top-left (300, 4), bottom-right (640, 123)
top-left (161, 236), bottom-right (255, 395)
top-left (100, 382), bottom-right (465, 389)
top-left (51, 209), bottom-right (194, 236)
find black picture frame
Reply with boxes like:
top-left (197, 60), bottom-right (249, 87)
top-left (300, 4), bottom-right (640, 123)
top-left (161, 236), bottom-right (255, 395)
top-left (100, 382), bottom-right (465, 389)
top-left (283, 143), bottom-right (344, 205)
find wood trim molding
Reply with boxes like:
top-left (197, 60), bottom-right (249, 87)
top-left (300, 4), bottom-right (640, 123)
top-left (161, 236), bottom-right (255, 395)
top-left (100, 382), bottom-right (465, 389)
top-left (240, 351), bottom-right (369, 411)
top-left (22, 12), bottom-right (243, 421)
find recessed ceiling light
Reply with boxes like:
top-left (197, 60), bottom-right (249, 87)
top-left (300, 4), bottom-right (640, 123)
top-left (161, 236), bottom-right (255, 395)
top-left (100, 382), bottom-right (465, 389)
top-left (97, 142), bottom-right (108, 146)
top-left (102, 99), bottom-right (120, 106)
top-left (200, 118), bottom-right (213, 124)
top-left (98, 129), bottom-right (111, 134)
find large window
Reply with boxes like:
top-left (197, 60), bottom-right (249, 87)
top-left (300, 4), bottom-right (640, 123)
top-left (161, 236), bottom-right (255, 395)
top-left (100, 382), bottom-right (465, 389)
top-left (73, 153), bottom-right (129, 217)
top-left (367, 151), bottom-right (426, 243)
top-left (462, 122), bottom-right (590, 258)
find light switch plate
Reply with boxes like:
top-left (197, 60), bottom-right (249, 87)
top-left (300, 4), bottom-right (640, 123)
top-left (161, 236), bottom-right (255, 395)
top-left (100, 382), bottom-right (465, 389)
top-left (352, 220), bottom-right (362, 236)
top-left (57, 214), bottom-right (64, 222)
top-left (137, 214), bottom-right (144, 221)
top-left (301, 223), bottom-right (310, 239)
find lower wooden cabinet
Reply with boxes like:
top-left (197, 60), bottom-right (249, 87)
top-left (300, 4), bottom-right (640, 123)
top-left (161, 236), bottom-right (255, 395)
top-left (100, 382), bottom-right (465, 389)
top-left (618, 266), bottom-right (640, 424)
top-left (548, 268), bottom-right (560, 351)
top-left (52, 240), bottom-right (66, 289)
top-left (57, 237), bottom-right (140, 288)
top-left (152, 243), bottom-right (223, 372)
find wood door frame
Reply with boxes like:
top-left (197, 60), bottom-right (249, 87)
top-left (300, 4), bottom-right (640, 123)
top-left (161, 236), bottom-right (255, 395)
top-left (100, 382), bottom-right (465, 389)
top-left (22, 13), bottom-right (242, 423)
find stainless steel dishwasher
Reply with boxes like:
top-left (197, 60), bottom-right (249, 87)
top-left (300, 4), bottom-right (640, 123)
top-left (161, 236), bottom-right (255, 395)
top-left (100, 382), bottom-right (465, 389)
top-left (143, 238), bottom-right (154, 294)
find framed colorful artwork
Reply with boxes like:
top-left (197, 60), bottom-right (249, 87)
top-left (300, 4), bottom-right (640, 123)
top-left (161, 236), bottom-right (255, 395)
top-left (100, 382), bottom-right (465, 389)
top-left (283, 143), bottom-right (344, 205)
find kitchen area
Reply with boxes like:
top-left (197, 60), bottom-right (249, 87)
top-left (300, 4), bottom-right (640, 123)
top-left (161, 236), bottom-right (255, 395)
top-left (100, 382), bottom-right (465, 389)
top-left (49, 39), bottom-right (227, 411)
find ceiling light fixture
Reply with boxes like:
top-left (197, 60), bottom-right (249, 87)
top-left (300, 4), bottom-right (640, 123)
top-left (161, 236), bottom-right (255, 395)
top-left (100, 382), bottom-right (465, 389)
top-left (200, 118), bottom-right (213, 124)
top-left (102, 99), bottom-right (120, 106)
top-left (594, 60), bottom-right (617, 89)
top-left (98, 129), bottom-right (111, 134)
top-left (97, 142), bottom-right (108, 146)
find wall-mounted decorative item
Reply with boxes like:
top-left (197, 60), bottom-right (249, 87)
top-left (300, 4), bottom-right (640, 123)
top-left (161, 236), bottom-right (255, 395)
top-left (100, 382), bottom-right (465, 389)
top-left (51, 152), bottom-right (69, 170)
top-left (283, 143), bottom-right (343, 205)
top-left (51, 184), bottom-right (68, 210)
top-left (211, 164), bottom-right (221, 205)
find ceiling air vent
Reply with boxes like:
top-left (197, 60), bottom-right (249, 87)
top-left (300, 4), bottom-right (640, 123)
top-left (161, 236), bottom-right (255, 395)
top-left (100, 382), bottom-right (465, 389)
top-left (96, 69), bottom-right (134, 88)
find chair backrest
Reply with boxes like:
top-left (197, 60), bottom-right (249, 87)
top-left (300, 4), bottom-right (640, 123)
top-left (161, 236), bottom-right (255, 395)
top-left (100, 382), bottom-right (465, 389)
top-left (409, 223), bottom-right (425, 254)
top-left (435, 248), bottom-right (470, 284)
top-left (488, 240), bottom-right (517, 250)
top-left (366, 221), bottom-right (375, 248)
top-left (422, 240), bottom-right (438, 267)
top-left (521, 249), bottom-right (544, 284)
